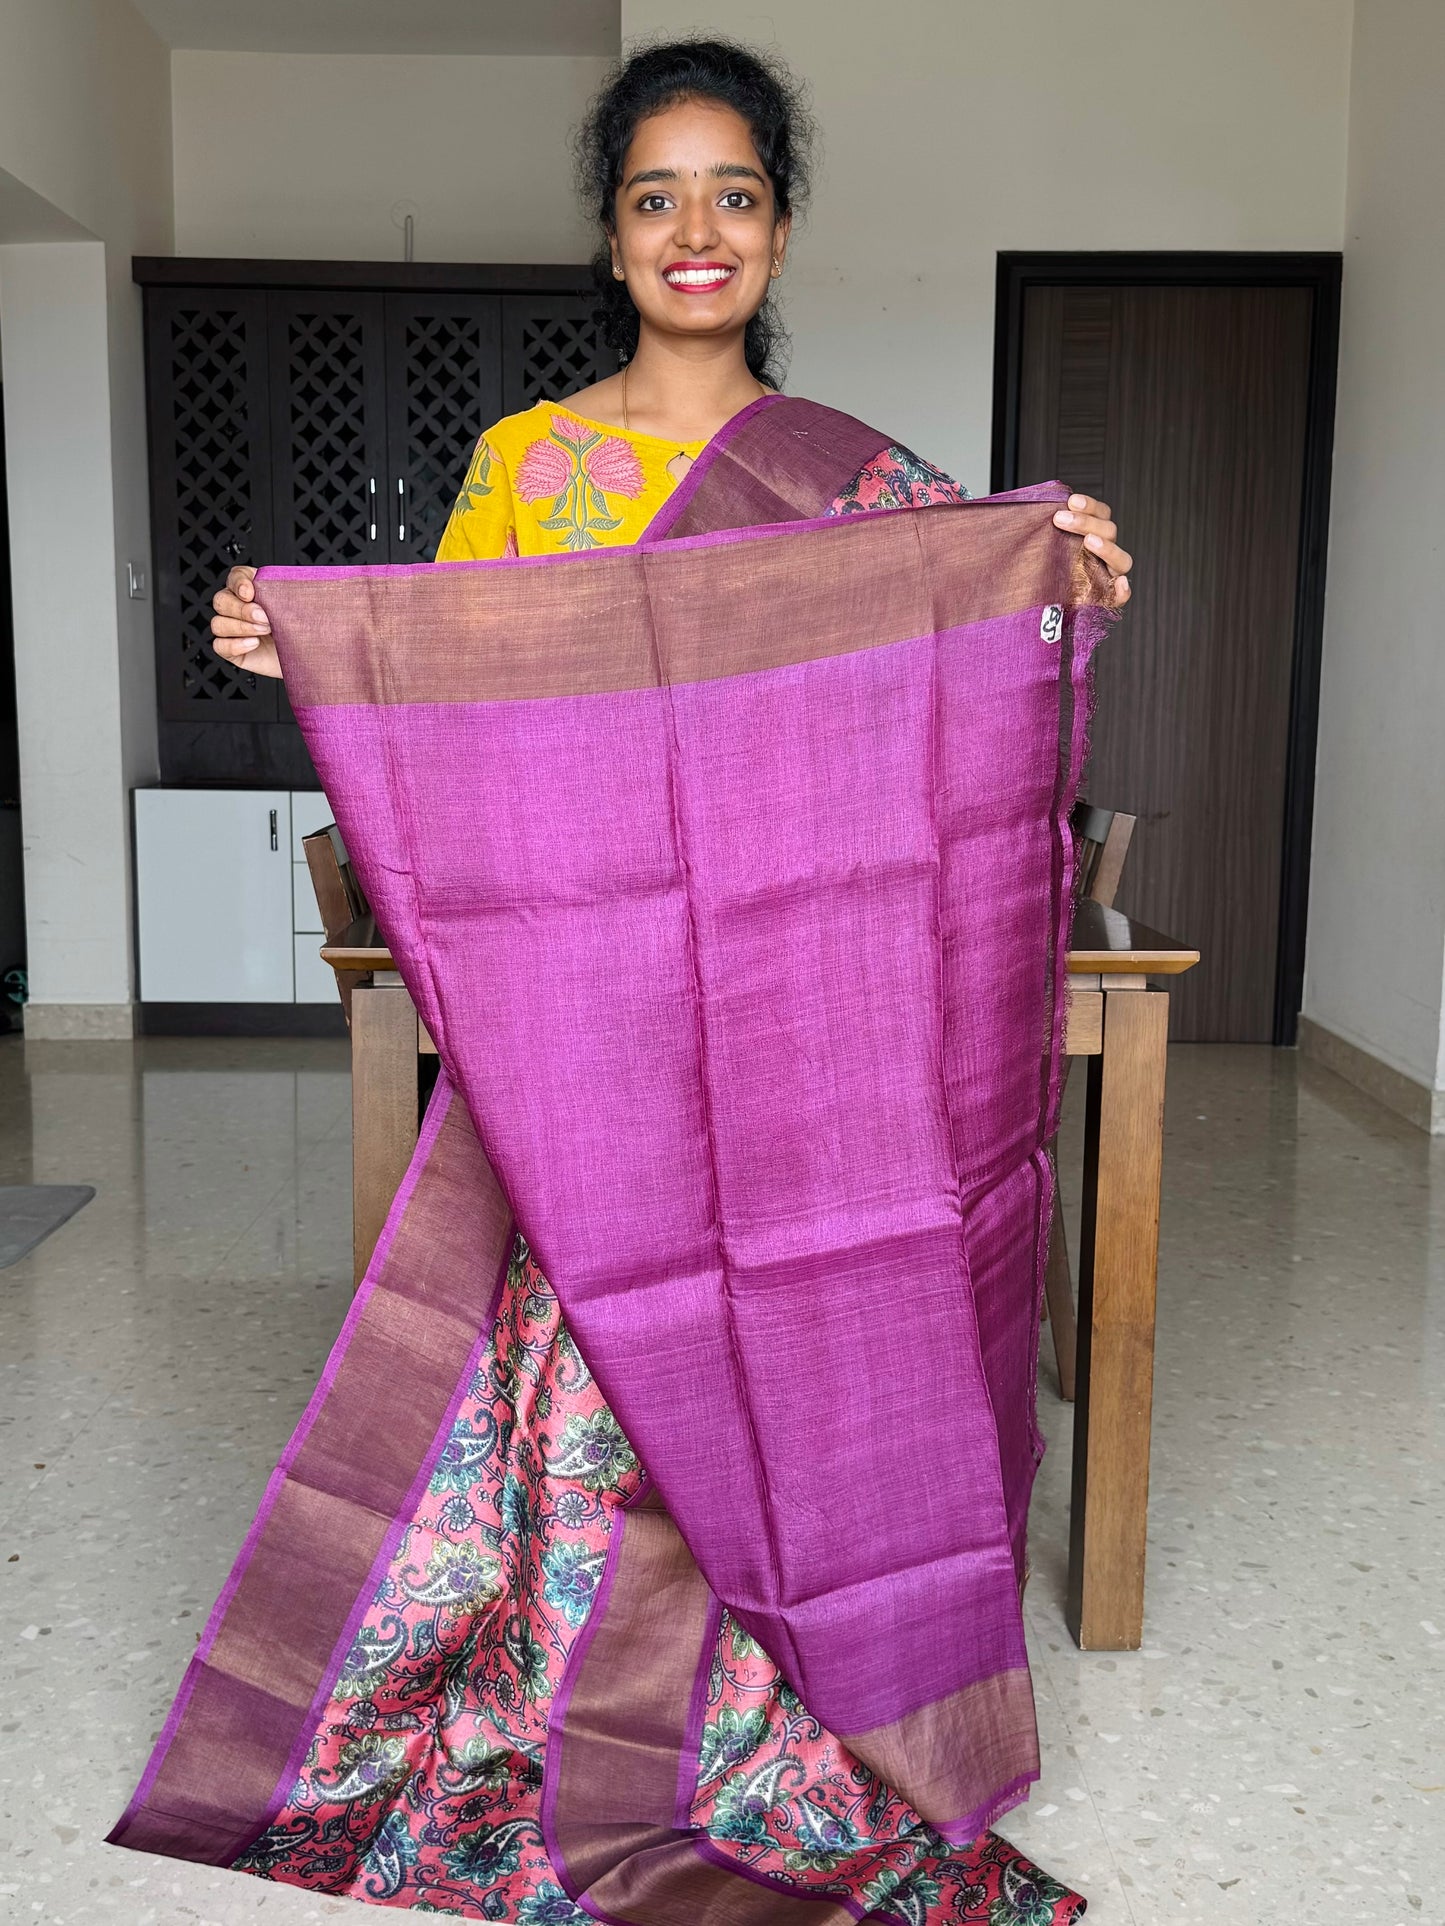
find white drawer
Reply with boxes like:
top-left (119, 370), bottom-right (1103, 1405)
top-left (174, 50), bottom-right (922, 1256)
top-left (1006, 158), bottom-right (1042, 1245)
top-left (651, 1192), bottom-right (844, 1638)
top-left (293, 860), bottom-right (324, 934)
top-left (135, 788), bottom-right (293, 1002)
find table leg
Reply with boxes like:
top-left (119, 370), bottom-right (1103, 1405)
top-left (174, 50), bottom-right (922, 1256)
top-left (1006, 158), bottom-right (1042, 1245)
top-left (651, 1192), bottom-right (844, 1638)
top-left (1066, 984), bottom-right (1169, 1649)
top-left (350, 973), bottom-right (420, 1288)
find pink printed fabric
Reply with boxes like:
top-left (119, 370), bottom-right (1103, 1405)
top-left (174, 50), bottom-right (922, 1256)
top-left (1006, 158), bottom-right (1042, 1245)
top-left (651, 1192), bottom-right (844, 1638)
top-left (237, 1246), bottom-right (1080, 1923)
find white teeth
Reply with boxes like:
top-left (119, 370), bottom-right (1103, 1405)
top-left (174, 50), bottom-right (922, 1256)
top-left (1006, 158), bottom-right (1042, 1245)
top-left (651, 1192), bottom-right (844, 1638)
top-left (665, 267), bottom-right (733, 286)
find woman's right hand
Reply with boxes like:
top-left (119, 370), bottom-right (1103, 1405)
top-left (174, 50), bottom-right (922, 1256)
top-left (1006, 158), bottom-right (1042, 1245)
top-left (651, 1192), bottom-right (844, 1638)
top-left (211, 566), bottom-right (283, 678)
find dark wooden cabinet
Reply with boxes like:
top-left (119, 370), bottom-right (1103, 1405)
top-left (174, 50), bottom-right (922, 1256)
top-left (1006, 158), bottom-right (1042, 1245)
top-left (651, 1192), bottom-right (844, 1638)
top-left (386, 293), bottom-right (503, 565)
top-left (145, 290), bottom-right (276, 726)
top-left (136, 261), bottom-right (617, 784)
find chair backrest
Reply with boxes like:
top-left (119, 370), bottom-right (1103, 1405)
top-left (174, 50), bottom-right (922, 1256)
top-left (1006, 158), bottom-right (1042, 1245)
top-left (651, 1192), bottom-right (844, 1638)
top-left (302, 823), bottom-right (369, 944)
top-left (1072, 801), bottom-right (1137, 910)
top-left (302, 824), bottom-right (371, 1022)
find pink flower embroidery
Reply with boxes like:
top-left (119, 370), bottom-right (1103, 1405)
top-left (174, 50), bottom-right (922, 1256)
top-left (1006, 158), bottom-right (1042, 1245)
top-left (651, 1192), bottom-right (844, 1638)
top-left (514, 412), bottom-right (642, 547)
top-left (514, 436), bottom-right (572, 503)
top-left (584, 435), bottom-right (645, 499)
top-left (549, 411), bottom-right (594, 448)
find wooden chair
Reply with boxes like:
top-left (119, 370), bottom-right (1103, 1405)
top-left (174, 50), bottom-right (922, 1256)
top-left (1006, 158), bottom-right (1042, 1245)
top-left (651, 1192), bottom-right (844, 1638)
top-left (1042, 801), bottom-right (1138, 1402)
top-left (302, 825), bottom-right (371, 1022)
top-left (305, 826), bottom-right (443, 1282)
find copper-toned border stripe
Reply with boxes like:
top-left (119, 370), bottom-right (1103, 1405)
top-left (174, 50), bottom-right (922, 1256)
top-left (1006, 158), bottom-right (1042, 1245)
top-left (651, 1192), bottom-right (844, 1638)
top-left (545, 1484), bottom-right (714, 1895)
top-left (265, 497), bottom-right (1095, 709)
top-left (641, 396), bottom-right (894, 543)
top-left (839, 1666), bottom-right (1040, 1842)
top-left (109, 1078), bottom-right (514, 1865)
top-left (544, 1488), bottom-right (866, 1926)
top-left (589, 1836), bottom-right (867, 1926)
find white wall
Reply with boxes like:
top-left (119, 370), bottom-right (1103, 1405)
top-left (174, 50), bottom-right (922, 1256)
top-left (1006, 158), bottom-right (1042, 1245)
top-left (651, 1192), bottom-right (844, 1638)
top-left (1304, 0), bottom-right (1445, 1106)
top-left (0, 0), bottom-right (173, 1031)
top-left (621, 0), bottom-right (1352, 487)
top-left (0, 245), bottom-right (135, 1014)
top-left (171, 53), bottom-right (613, 262)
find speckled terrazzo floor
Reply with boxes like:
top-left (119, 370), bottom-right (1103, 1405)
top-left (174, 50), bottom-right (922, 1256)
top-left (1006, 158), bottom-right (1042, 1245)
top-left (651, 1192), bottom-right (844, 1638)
top-left (0, 1036), bottom-right (1441, 1925)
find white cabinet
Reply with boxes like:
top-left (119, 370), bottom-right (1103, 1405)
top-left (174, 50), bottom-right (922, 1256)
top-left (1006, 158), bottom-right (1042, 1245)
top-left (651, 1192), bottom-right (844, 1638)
top-left (288, 794), bottom-right (334, 1001)
top-left (134, 789), bottom-right (338, 1005)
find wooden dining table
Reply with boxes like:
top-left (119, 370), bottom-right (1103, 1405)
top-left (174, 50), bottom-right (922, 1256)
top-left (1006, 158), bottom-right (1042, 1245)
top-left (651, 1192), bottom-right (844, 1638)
top-left (322, 896), bottom-right (1198, 1652)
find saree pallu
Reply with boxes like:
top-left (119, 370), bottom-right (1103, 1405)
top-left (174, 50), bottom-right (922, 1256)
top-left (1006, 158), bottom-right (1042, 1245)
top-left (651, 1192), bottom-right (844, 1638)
top-left (110, 398), bottom-right (1111, 1922)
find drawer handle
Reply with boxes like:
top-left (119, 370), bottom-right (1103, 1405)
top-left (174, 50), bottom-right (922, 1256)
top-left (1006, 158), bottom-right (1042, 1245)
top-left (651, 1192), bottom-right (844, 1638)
top-left (269, 808), bottom-right (279, 852)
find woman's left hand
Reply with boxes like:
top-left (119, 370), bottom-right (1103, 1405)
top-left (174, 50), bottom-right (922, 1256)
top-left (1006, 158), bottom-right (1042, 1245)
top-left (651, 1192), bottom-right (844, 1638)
top-left (1054, 495), bottom-right (1132, 607)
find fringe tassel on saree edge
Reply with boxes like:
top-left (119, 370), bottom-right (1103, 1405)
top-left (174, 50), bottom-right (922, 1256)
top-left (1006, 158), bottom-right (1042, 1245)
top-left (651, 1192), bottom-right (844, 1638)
top-left (107, 1073), bottom-right (514, 1866)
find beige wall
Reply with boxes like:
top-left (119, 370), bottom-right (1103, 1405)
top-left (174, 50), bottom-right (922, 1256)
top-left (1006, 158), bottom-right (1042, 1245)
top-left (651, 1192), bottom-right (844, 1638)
top-left (171, 52), bottom-right (613, 263)
top-left (18, 0), bottom-right (1443, 1094)
top-left (621, 0), bottom-right (1352, 487)
top-left (1304, 0), bottom-right (1445, 1104)
top-left (0, 0), bottom-right (173, 1028)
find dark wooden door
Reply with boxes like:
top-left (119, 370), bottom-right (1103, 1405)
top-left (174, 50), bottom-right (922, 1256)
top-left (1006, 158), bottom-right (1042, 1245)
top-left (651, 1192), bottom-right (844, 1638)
top-left (384, 294), bottom-right (501, 564)
top-left (267, 292), bottom-right (390, 569)
top-left (144, 290), bottom-right (277, 723)
top-left (501, 292), bottom-right (619, 415)
top-left (1014, 281), bottom-right (1317, 1041)
top-left (142, 267), bottom-right (617, 784)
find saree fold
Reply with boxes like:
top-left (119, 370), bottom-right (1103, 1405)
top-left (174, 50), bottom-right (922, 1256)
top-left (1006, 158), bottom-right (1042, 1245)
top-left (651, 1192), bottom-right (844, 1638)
top-left (111, 397), bottom-right (1109, 1920)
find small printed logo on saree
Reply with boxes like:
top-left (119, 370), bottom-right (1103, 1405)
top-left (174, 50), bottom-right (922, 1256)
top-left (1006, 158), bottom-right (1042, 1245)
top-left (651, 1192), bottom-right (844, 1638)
top-left (1040, 605), bottom-right (1063, 644)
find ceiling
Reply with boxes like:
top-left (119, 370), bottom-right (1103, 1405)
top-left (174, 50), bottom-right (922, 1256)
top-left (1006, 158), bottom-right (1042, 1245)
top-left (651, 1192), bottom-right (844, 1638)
top-left (131, 0), bottom-right (621, 57)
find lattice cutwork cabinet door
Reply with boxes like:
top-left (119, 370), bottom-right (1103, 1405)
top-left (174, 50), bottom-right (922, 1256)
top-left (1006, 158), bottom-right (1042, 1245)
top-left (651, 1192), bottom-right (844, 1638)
top-left (384, 294), bottom-right (501, 563)
top-left (267, 293), bottom-right (390, 567)
top-left (501, 293), bottom-right (618, 415)
top-left (145, 290), bottom-right (276, 722)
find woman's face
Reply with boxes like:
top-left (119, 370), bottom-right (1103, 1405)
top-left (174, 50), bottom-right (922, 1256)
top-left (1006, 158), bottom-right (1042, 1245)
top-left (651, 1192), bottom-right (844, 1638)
top-left (611, 98), bottom-right (789, 351)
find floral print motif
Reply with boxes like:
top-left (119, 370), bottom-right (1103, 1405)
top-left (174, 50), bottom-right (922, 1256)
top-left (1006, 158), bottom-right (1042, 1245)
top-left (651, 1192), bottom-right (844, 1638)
top-left (238, 449), bottom-right (1076, 1924)
top-left (513, 412), bottom-right (645, 549)
top-left (450, 437), bottom-right (498, 519)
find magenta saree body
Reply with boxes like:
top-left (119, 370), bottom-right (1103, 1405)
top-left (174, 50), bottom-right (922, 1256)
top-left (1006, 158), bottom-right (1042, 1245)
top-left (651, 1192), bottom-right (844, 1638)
top-left (110, 400), bottom-right (1108, 1921)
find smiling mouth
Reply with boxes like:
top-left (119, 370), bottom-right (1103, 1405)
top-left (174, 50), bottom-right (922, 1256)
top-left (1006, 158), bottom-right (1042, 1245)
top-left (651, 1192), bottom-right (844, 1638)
top-left (663, 263), bottom-right (737, 291)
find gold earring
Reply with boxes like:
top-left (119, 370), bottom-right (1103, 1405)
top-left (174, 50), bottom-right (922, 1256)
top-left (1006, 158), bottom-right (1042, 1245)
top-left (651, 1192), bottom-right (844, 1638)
top-left (771, 259), bottom-right (781, 276)
top-left (613, 263), bottom-right (625, 279)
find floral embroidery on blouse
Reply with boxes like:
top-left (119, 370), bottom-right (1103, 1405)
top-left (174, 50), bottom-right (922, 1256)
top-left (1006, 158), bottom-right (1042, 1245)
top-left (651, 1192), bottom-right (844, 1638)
top-left (513, 412), bottom-right (646, 550)
top-left (449, 437), bottom-right (496, 519)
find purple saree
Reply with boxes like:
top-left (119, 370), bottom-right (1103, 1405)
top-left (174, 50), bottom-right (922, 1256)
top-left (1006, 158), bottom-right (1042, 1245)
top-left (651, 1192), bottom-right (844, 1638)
top-left (111, 398), bottom-right (1111, 1922)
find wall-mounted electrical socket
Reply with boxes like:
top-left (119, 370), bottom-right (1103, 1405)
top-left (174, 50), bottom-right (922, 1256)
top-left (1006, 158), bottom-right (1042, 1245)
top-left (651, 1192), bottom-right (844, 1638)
top-left (127, 562), bottom-right (147, 600)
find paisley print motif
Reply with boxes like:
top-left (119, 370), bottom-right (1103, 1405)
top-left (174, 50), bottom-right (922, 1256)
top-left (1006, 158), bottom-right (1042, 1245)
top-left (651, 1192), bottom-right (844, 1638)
top-left (239, 1245), bottom-right (1080, 1921)
top-left (831, 442), bottom-right (969, 514)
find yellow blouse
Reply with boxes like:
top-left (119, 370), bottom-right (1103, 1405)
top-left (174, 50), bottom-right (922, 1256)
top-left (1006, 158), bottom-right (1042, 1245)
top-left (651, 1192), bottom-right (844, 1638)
top-left (434, 400), bottom-right (704, 562)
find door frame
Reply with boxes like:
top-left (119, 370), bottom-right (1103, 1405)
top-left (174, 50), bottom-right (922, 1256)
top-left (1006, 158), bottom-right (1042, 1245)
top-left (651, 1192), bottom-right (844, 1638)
top-left (991, 251), bottom-right (1341, 1046)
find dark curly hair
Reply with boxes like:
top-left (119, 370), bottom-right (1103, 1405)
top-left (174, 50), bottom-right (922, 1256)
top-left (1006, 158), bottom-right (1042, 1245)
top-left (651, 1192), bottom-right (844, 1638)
top-left (573, 37), bottom-right (815, 389)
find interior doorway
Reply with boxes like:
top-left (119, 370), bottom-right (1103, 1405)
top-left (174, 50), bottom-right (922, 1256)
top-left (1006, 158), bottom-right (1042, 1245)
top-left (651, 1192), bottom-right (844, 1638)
top-left (992, 253), bottom-right (1340, 1044)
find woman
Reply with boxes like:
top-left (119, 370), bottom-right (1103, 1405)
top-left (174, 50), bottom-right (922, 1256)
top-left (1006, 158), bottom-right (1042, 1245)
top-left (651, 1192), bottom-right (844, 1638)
top-left (196, 39), bottom-right (1131, 1925)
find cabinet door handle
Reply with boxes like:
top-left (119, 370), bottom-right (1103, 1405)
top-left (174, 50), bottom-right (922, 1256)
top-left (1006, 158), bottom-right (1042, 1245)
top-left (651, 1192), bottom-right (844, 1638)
top-left (397, 476), bottom-right (407, 545)
top-left (269, 808), bottom-right (279, 852)
top-left (369, 476), bottom-right (378, 544)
